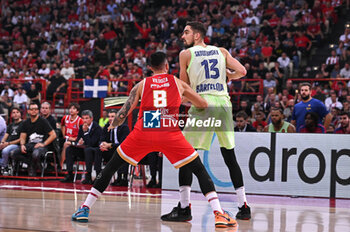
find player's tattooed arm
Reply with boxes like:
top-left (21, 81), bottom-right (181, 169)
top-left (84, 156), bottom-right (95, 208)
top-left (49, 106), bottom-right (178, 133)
top-left (112, 82), bottom-right (141, 127)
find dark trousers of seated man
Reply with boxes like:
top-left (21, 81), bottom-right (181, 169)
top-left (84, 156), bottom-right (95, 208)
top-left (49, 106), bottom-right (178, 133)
top-left (11, 143), bottom-right (47, 176)
top-left (95, 148), bottom-right (128, 182)
top-left (66, 146), bottom-right (96, 182)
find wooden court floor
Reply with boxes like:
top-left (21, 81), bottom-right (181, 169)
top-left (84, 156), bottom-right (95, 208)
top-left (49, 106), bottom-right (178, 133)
top-left (0, 180), bottom-right (349, 232)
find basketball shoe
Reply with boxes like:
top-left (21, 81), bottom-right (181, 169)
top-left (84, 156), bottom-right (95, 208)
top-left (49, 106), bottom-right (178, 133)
top-left (215, 211), bottom-right (237, 228)
top-left (161, 202), bottom-right (192, 221)
top-left (236, 203), bottom-right (251, 220)
top-left (72, 206), bottom-right (90, 222)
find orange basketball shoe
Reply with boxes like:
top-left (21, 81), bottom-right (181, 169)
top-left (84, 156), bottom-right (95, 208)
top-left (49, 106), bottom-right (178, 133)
top-left (215, 211), bottom-right (237, 228)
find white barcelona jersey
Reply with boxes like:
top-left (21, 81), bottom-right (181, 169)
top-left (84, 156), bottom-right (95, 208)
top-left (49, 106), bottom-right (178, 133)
top-left (187, 45), bottom-right (228, 96)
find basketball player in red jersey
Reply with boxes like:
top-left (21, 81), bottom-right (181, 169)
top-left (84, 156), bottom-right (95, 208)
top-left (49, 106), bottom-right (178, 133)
top-left (60, 102), bottom-right (83, 168)
top-left (72, 52), bottom-right (237, 228)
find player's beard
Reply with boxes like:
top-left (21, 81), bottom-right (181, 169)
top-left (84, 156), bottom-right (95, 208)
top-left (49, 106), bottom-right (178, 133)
top-left (301, 94), bottom-right (310, 101)
top-left (183, 39), bottom-right (194, 48)
top-left (272, 118), bottom-right (282, 127)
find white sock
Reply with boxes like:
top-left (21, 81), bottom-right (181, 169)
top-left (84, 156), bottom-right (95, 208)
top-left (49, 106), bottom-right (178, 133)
top-left (179, 186), bottom-right (191, 208)
top-left (236, 186), bottom-right (247, 207)
top-left (206, 191), bottom-right (223, 214)
top-left (83, 187), bottom-right (101, 209)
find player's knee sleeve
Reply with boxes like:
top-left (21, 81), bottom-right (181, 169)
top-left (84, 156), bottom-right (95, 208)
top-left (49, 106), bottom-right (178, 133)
top-left (179, 165), bottom-right (193, 186)
top-left (220, 147), bottom-right (244, 189)
top-left (184, 157), bottom-right (215, 195)
top-left (93, 152), bottom-right (127, 193)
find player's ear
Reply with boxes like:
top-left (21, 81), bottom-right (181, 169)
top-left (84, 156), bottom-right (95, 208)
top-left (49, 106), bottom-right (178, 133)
top-left (194, 32), bottom-right (201, 40)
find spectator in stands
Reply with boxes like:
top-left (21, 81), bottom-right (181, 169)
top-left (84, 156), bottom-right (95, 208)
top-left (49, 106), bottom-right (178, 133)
top-left (37, 63), bottom-right (50, 79)
top-left (234, 111), bottom-right (256, 132)
top-left (299, 112), bottom-right (326, 133)
top-left (238, 100), bottom-right (252, 117)
top-left (250, 0), bottom-right (261, 10)
top-left (339, 28), bottom-right (350, 48)
top-left (1, 84), bottom-right (14, 98)
top-left (340, 63), bottom-right (350, 78)
top-left (338, 88), bottom-right (348, 103)
top-left (325, 50), bottom-right (339, 72)
top-left (263, 107), bottom-right (296, 132)
top-left (27, 83), bottom-right (40, 105)
top-left (60, 61), bottom-right (75, 80)
top-left (3, 64), bottom-right (15, 78)
top-left (0, 93), bottom-right (12, 121)
top-left (14, 103), bottom-right (56, 176)
top-left (47, 68), bottom-right (66, 101)
top-left (283, 99), bottom-right (295, 122)
top-left (97, 109), bottom-right (129, 186)
top-left (40, 102), bottom-right (57, 130)
top-left (73, 53), bottom-right (87, 79)
top-left (292, 82), bottom-right (332, 132)
top-left (313, 86), bottom-right (327, 103)
top-left (261, 40), bottom-right (273, 66)
top-left (133, 52), bottom-right (147, 71)
top-left (271, 62), bottom-right (285, 91)
top-left (62, 110), bottom-right (102, 184)
top-left (294, 31), bottom-right (312, 57)
top-left (325, 91), bottom-right (343, 111)
top-left (263, 72), bottom-right (277, 94)
top-left (252, 111), bottom-right (267, 130)
top-left (306, 18), bottom-right (323, 46)
top-left (95, 33), bottom-right (109, 66)
top-left (277, 52), bottom-right (291, 78)
top-left (99, 109), bottom-right (108, 128)
top-left (0, 107), bottom-right (22, 175)
top-left (334, 111), bottom-right (350, 134)
top-left (13, 87), bottom-right (28, 111)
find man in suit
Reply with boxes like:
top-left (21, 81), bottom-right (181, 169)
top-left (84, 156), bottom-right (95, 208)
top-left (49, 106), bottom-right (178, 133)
top-left (96, 109), bottom-right (130, 186)
top-left (234, 111), bottom-right (257, 132)
top-left (61, 110), bottom-right (102, 184)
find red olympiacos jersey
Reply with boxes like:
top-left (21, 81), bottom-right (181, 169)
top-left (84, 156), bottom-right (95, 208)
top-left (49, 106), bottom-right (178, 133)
top-left (139, 74), bottom-right (181, 122)
top-left (61, 115), bottom-right (83, 138)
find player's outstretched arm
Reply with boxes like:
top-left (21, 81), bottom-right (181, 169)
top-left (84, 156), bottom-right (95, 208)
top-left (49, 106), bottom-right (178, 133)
top-left (220, 47), bottom-right (247, 80)
top-left (112, 81), bottom-right (143, 127)
top-left (177, 79), bottom-right (208, 109)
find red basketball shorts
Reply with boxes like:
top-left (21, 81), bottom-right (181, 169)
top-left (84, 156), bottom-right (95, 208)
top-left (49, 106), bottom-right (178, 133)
top-left (117, 121), bottom-right (198, 169)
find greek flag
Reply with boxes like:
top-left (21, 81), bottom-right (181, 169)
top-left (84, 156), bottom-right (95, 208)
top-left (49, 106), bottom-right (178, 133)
top-left (84, 79), bottom-right (108, 98)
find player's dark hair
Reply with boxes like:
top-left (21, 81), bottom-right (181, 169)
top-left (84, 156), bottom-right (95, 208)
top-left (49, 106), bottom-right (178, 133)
top-left (68, 102), bottom-right (80, 112)
top-left (299, 82), bottom-right (311, 91)
top-left (270, 107), bottom-right (283, 114)
top-left (150, 52), bottom-right (167, 70)
top-left (236, 111), bottom-right (248, 120)
top-left (186, 21), bottom-right (207, 39)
